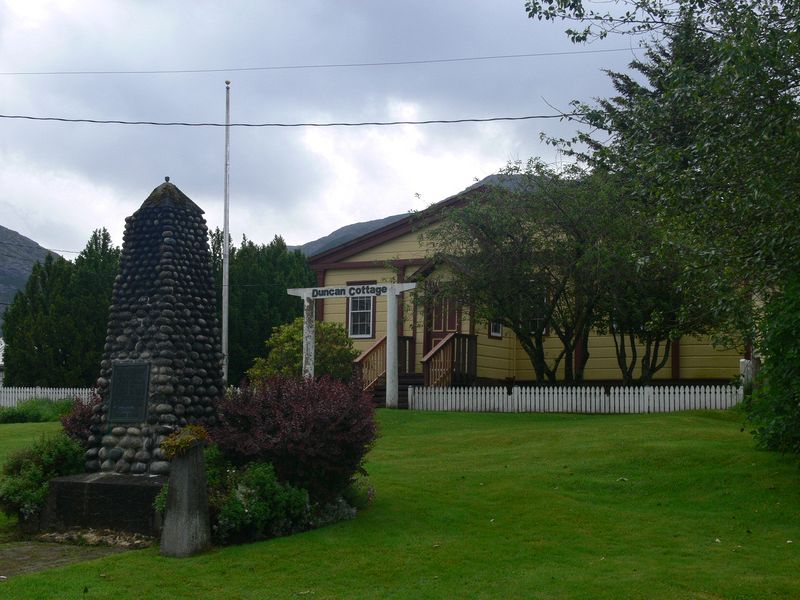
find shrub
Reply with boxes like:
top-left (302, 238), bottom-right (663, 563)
top-left (212, 376), bottom-right (377, 503)
top-left (60, 392), bottom-right (103, 447)
top-left (248, 317), bottom-right (360, 383)
top-left (746, 277), bottom-right (800, 454)
top-left (0, 397), bottom-right (73, 424)
top-left (214, 462), bottom-right (309, 545)
top-left (0, 433), bottom-right (85, 521)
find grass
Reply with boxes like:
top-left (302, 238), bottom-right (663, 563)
top-left (1, 411), bottom-right (798, 599)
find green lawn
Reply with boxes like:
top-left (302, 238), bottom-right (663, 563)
top-left (1, 411), bottom-right (798, 599)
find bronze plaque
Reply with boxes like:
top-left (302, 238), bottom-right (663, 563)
top-left (108, 363), bottom-right (150, 424)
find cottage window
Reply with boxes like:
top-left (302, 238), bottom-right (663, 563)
top-left (348, 295), bottom-right (373, 338)
top-left (489, 321), bottom-right (503, 339)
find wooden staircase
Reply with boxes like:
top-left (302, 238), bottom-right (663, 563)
top-left (369, 372), bottom-right (424, 409)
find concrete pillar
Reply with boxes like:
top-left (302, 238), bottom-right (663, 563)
top-left (302, 296), bottom-right (315, 379)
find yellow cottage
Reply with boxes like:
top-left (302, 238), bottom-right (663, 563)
top-left (307, 178), bottom-right (743, 404)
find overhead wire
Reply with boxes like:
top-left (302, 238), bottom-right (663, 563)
top-left (0, 113), bottom-right (578, 128)
top-left (0, 48), bottom-right (632, 76)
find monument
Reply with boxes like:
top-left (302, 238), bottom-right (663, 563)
top-left (40, 179), bottom-right (222, 538)
top-left (85, 178), bottom-right (224, 476)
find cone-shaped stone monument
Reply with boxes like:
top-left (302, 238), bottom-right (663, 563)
top-left (85, 179), bottom-right (223, 476)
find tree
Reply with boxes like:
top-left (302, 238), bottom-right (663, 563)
top-left (247, 317), bottom-right (360, 383)
top-left (210, 231), bottom-right (316, 385)
top-left (2, 229), bottom-right (119, 387)
top-left (524, 0), bottom-right (800, 445)
top-left (526, 0), bottom-right (800, 313)
top-left (67, 229), bottom-right (121, 385)
top-left (745, 276), bottom-right (800, 454)
top-left (3, 254), bottom-right (75, 386)
top-left (423, 160), bottom-right (616, 383)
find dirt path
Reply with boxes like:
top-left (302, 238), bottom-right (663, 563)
top-left (0, 541), bottom-right (127, 579)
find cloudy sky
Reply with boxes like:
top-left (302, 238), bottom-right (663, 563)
top-left (0, 0), bottom-right (639, 256)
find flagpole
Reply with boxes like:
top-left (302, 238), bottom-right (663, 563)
top-left (222, 80), bottom-right (231, 384)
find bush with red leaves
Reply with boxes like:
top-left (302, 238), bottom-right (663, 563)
top-left (211, 376), bottom-right (377, 503)
top-left (60, 392), bottom-right (103, 448)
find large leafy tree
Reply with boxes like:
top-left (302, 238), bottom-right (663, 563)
top-left (526, 0), bottom-right (800, 313)
top-left (524, 0), bottom-right (800, 444)
top-left (423, 160), bottom-right (614, 383)
top-left (2, 229), bottom-right (119, 387)
top-left (210, 230), bottom-right (315, 384)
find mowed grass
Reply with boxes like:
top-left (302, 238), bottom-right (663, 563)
top-left (1, 411), bottom-right (799, 599)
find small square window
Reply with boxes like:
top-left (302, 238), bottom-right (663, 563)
top-left (489, 321), bottom-right (503, 339)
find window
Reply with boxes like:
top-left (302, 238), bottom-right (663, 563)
top-left (348, 295), bottom-right (373, 338)
top-left (488, 321), bottom-right (503, 339)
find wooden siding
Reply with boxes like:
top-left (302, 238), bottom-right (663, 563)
top-left (316, 220), bottom-right (742, 382)
top-left (344, 230), bottom-right (433, 262)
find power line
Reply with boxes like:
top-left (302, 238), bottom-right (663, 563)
top-left (0, 48), bottom-right (632, 76)
top-left (0, 239), bottom-right (80, 254)
top-left (0, 113), bottom-right (576, 128)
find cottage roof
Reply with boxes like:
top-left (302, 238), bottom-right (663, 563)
top-left (307, 173), bottom-right (522, 266)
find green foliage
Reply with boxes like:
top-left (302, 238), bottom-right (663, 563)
top-left (745, 277), bottom-right (800, 454)
top-left (210, 232), bottom-right (315, 384)
top-left (0, 398), bottom-right (73, 424)
top-left (341, 474), bottom-right (374, 511)
top-left (2, 229), bottom-right (119, 387)
top-left (247, 317), bottom-right (360, 383)
top-left (0, 432), bottom-right (84, 521)
top-left (422, 161), bottom-right (619, 382)
top-left (211, 461), bottom-right (309, 545)
top-left (160, 425), bottom-right (210, 459)
top-left (153, 484), bottom-right (168, 515)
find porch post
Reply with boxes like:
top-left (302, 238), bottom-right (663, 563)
top-left (386, 291), bottom-right (399, 408)
top-left (302, 296), bottom-right (315, 379)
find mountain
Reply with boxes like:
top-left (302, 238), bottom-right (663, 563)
top-left (295, 174), bottom-right (521, 257)
top-left (0, 225), bottom-right (52, 332)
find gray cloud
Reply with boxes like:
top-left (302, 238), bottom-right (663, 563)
top-left (0, 0), bottom-right (635, 253)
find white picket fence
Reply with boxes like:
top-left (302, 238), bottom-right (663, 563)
top-left (0, 387), bottom-right (95, 408)
top-left (408, 384), bottom-right (742, 414)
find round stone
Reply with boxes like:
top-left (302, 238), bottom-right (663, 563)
top-left (149, 461), bottom-right (170, 475)
top-left (134, 450), bottom-right (151, 462)
top-left (101, 435), bottom-right (119, 448)
top-left (108, 447), bottom-right (124, 461)
top-left (100, 459), bottom-right (115, 472)
top-left (130, 462), bottom-right (147, 474)
top-left (85, 460), bottom-right (100, 472)
top-left (111, 426), bottom-right (127, 436)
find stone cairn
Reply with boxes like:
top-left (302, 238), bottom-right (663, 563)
top-left (85, 180), bottom-right (223, 476)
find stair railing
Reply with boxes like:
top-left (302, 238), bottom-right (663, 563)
top-left (353, 336), bottom-right (387, 391)
top-left (421, 333), bottom-right (478, 387)
top-left (353, 335), bottom-right (418, 392)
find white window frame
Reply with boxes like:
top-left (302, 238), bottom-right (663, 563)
top-left (348, 295), bottom-right (374, 339)
top-left (489, 321), bottom-right (503, 339)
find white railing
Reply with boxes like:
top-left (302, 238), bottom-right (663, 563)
top-left (0, 387), bottom-right (95, 408)
top-left (408, 384), bottom-right (742, 413)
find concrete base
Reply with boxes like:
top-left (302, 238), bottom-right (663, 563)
top-left (40, 473), bottom-right (166, 536)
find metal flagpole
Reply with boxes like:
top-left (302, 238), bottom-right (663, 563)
top-left (222, 80), bottom-right (231, 383)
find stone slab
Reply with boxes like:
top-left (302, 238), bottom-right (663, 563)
top-left (40, 473), bottom-right (166, 536)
